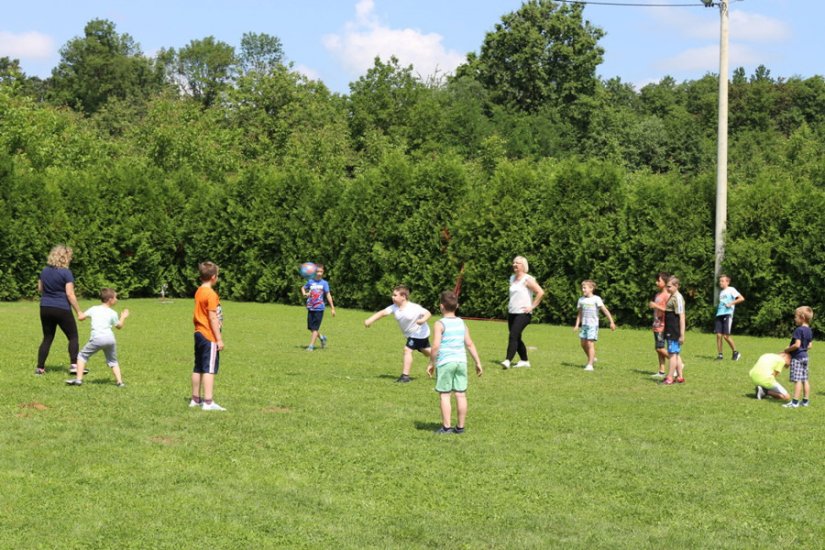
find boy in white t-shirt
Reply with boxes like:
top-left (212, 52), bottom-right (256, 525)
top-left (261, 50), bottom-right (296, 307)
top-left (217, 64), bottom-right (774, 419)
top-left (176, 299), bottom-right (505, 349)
top-left (66, 288), bottom-right (129, 387)
top-left (364, 285), bottom-right (432, 383)
top-left (573, 280), bottom-right (615, 371)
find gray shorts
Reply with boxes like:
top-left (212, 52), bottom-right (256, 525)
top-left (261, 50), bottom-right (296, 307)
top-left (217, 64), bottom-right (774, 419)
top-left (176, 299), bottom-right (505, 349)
top-left (78, 333), bottom-right (119, 367)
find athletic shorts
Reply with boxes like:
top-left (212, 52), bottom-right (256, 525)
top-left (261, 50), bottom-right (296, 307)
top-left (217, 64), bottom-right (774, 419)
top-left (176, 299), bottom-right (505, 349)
top-left (435, 361), bottom-right (468, 393)
top-left (755, 379), bottom-right (787, 396)
top-left (78, 334), bottom-right (119, 367)
top-left (790, 356), bottom-right (809, 382)
top-left (653, 331), bottom-right (666, 350)
top-left (667, 339), bottom-right (681, 355)
top-left (405, 337), bottom-right (431, 351)
top-left (194, 332), bottom-right (220, 375)
top-left (307, 310), bottom-right (324, 331)
top-left (715, 314), bottom-right (733, 335)
top-left (579, 325), bottom-right (598, 341)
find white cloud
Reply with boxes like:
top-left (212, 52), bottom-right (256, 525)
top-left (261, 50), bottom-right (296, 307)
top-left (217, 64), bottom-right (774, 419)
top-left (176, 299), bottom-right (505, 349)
top-left (655, 43), bottom-right (769, 74)
top-left (730, 11), bottom-right (791, 42)
top-left (647, 7), bottom-right (790, 43)
top-left (293, 64), bottom-right (320, 81)
top-left (0, 31), bottom-right (54, 59)
top-left (323, 0), bottom-right (465, 81)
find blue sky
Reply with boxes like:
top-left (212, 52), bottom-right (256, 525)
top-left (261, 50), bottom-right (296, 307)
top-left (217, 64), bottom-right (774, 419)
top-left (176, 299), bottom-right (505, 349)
top-left (2, 0), bottom-right (822, 94)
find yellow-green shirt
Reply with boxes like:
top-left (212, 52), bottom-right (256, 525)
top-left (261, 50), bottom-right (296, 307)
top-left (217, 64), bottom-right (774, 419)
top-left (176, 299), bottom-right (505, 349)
top-left (749, 353), bottom-right (785, 387)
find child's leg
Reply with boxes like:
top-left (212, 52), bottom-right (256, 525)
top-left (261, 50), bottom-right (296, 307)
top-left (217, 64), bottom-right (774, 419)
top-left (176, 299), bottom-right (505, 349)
top-left (675, 354), bottom-right (684, 378)
top-left (111, 365), bottom-right (123, 384)
top-left (667, 353), bottom-right (678, 379)
top-left (191, 372), bottom-right (203, 400)
top-left (803, 380), bottom-right (810, 400)
top-left (586, 340), bottom-right (596, 365)
top-left (75, 357), bottom-right (87, 382)
top-left (792, 381), bottom-right (802, 401)
top-left (579, 338), bottom-right (589, 362)
top-left (402, 347), bottom-right (414, 376)
top-left (455, 392), bottom-right (468, 429)
top-left (767, 389), bottom-right (791, 400)
top-left (723, 334), bottom-right (736, 352)
top-left (309, 330), bottom-right (320, 347)
top-left (439, 392), bottom-right (452, 428)
top-left (657, 348), bottom-right (667, 372)
top-left (201, 373), bottom-right (216, 402)
top-left (715, 333), bottom-right (723, 354)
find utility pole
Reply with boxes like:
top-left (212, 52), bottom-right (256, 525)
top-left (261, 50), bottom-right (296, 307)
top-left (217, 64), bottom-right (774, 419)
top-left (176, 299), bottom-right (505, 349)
top-left (706, 0), bottom-right (729, 305)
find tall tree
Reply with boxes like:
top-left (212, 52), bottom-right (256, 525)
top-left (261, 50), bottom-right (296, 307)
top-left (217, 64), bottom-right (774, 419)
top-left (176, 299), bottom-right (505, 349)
top-left (238, 32), bottom-right (285, 75)
top-left (49, 19), bottom-right (164, 114)
top-left (170, 37), bottom-right (236, 107)
top-left (457, 0), bottom-right (604, 114)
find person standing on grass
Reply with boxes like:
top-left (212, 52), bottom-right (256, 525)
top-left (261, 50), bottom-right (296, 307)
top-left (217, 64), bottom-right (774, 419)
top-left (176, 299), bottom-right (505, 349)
top-left (36, 245), bottom-right (86, 376)
top-left (66, 288), bottom-right (129, 387)
top-left (427, 291), bottom-right (483, 434)
top-left (501, 256), bottom-right (544, 369)
top-left (714, 274), bottom-right (745, 361)
top-left (364, 285), bottom-right (431, 383)
top-left (649, 272), bottom-right (671, 378)
top-left (750, 353), bottom-right (791, 402)
top-left (573, 280), bottom-right (616, 372)
top-left (662, 277), bottom-right (686, 385)
top-left (783, 306), bottom-right (813, 409)
top-left (191, 261), bottom-right (225, 411)
top-left (301, 263), bottom-right (335, 351)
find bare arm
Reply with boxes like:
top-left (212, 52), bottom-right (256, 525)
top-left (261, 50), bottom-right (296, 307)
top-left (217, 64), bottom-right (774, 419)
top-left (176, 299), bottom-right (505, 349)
top-left (525, 278), bottom-right (544, 313)
top-left (115, 309), bottom-right (130, 329)
top-left (678, 312), bottom-right (686, 344)
top-left (427, 320), bottom-right (444, 378)
top-left (573, 308), bottom-right (582, 331)
top-left (208, 310), bottom-right (224, 350)
top-left (785, 338), bottom-right (801, 354)
top-left (364, 309), bottom-right (390, 327)
top-left (464, 325), bottom-right (483, 377)
top-left (601, 305), bottom-right (616, 330)
top-left (416, 309), bottom-right (432, 325)
top-left (65, 282), bottom-right (85, 320)
top-left (326, 292), bottom-right (336, 317)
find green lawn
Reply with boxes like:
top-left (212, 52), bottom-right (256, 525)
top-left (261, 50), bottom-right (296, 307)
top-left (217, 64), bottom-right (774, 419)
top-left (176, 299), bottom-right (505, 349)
top-left (1, 299), bottom-right (822, 548)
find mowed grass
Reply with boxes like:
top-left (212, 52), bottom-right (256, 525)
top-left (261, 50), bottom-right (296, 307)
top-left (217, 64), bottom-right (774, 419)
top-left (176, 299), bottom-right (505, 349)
top-left (1, 299), bottom-right (823, 548)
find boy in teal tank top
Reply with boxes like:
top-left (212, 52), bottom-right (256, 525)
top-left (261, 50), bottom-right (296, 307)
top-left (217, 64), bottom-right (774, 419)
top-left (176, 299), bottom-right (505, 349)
top-left (427, 291), bottom-right (483, 434)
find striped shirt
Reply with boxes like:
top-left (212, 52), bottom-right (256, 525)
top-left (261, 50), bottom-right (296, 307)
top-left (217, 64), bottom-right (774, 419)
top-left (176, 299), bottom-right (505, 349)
top-left (436, 317), bottom-right (466, 367)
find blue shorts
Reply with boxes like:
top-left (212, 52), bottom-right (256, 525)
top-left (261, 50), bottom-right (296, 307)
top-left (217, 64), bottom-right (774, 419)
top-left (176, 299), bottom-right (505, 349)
top-left (405, 337), bottom-right (431, 351)
top-left (194, 332), bottom-right (220, 374)
top-left (579, 325), bottom-right (598, 341)
top-left (667, 340), bottom-right (681, 355)
top-left (307, 310), bottom-right (324, 331)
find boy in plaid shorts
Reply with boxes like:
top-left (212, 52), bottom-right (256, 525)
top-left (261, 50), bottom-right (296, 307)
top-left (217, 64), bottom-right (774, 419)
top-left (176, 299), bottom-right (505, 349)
top-left (783, 306), bottom-right (813, 408)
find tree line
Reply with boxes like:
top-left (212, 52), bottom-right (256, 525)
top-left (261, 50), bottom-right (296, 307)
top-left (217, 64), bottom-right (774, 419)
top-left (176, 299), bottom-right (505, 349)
top-left (1, 1), bottom-right (823, 336)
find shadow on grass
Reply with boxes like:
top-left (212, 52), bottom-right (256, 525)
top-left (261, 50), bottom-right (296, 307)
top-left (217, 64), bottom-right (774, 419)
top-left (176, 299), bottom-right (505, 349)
top-left (631, 368), bottom-right (667, 383)
top-left (413, 421), bottom-right (443, 432)
top-left (560, 361), bottom-right (586, 370)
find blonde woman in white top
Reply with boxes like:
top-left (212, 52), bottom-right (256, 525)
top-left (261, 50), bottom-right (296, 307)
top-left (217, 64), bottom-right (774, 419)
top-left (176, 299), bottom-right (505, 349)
top-left (502, 256), bottom-right (544, 369)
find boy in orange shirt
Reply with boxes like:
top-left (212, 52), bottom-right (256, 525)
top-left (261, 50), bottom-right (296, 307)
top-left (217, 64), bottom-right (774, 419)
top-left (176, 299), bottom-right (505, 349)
top-left (191, 261), bottom-right (225, 411)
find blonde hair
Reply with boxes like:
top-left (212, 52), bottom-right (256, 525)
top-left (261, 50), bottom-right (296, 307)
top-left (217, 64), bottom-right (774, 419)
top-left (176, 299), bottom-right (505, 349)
top-left (581, 279), bottom-right (596, 290)
top-left (795, 306), bottom-right (814, 324)
top-left (513, 256), bottom-right (529, 273)
top-left (667, 276), bottom-right (680, 287)
top-left (47, 245), bottom-right (73, 269)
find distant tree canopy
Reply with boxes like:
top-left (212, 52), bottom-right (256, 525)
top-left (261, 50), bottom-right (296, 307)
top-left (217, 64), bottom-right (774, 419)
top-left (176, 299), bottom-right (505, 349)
top-left (2, 8), bottom-right (824, 337)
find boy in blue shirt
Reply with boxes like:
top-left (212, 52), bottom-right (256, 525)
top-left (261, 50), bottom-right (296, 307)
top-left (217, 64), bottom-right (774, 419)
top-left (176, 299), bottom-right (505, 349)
top-left (301, 264), bottom-right (335, 351)
top-left (714, 275), bottom-right (745, 361)
top-left (783, 306), bottom-right (813, 408)
top-left (427, 291), bottom-right (483, 434)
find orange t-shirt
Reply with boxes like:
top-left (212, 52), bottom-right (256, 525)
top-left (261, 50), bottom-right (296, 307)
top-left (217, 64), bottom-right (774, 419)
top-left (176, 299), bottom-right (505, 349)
top-left (194, 284), bottom-right (221, 342)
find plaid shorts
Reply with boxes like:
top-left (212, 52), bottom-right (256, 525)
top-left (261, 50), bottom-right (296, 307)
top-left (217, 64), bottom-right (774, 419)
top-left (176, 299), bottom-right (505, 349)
top-left (790, 356), bottom-right (809, 382)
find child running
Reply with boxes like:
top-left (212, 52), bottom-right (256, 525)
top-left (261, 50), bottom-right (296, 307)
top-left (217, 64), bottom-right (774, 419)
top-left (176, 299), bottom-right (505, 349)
top-left (783, 306), bottom-right (814, 408)
top-left (427, 291), bottom-right (483, 434)
top-left (364, 285), bottom-right (431, 383)
top-left (301, 263), bottom-right (335, 351)
top-left (573, 280), bottom-right (616, 371)
top-left (66, 288), bottom-right (129, 386)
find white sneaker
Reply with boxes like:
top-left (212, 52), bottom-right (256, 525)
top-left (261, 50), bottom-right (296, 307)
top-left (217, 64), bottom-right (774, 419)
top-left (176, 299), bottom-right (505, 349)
top-left (501, 360), bottom-right (511, 369)
top-left (782, 401), bottom-right (799, 409)
top-left (514, 360), bottom-right (531, 368)
top-left (189, 399), bottom-right (202, 408)
top-left (584, 364), bottom-right (594, 371)
top-left (755, 386), bottom-right (765, 400)
top-left (202, 402), bottom-right (226, 411)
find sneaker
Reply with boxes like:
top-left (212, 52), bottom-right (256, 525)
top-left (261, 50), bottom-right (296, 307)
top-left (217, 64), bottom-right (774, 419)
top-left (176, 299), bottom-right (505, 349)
top-left (306, 346), bottom-right (315, 351)
top-left (782, 401), bottom-right (799, 409)
top-left (201, 402), bottom-right (226, 411)
top-left (189, 399), bottom-right (202, 408)
top-left (651, 371), bottom-right (666, 378)
top-left (801, 400), bottom-right (810, 407)
top-left (676, 377), bottom-right (685, 384)
top-left (395, 374), bottom-right (411, 383)
top-left (715, 353), bottom-right (724, 361)
top-left (35, 368), bottom-right (45, 376)
top-left (116, 382), bottom-right (126, 387)
top-left (514, 360), bottom-right (531, 368)
top-left (756, 386), bottom-right (765, 400)
top-left (435, 426), bottom-right (453, 434)
top-left (501, 360), bottom-right (511, 370)
top-left (65, 379), bottom-right (82, 386)
top-left (319, 335), bottom-right (327, 349)
top-left (584, 364), bottom-right (594, 371)
top-left (69, 366), bottom-right (89, 375)
top-left (453, 427), bottom-right (465, 434)
top-left (732, 351), bottom-right (741, 361)
top-left (662, 378), bottom-right (674, 385)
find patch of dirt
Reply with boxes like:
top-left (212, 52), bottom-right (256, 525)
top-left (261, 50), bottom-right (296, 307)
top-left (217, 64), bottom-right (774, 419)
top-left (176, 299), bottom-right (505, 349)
top-left (18, 402), bottom-right (48, 411)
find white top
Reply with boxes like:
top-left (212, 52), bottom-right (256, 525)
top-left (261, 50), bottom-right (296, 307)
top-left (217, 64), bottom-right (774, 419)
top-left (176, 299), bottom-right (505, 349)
top-left (436, 317), bottom-right (466, 367)
top-left (84, 305), bottom-right (119, 339)
top-left (384, 302), bottom-right (430, 339)
top-left (577, 295), bottom-right (604, 327)
top-left (508, 274), bottom-right (535, 314)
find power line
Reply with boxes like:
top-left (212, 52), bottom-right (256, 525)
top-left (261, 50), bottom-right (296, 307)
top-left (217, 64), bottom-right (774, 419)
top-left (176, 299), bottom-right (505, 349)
top-left (558, 0), bottom-right (741, 7)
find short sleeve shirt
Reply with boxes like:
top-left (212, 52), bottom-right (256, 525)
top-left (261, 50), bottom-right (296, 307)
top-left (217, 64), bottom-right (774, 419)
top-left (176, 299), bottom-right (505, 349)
top-left (790, 326), bottom-right (813, 359)
top-left (39, 266), bottom-right (75, 310)
top-left (384, 302), bottom-right (430, 339)
top-left (749, 353), bottom-right (786, 387)
top-left (716, 287), bottom-right (741, 317)
top-left (84, 305), bottom-right (119, 339)
top-left (194, 285), bottom-right (221, 342)
top-left (508, 275), bottom-right (535, 314)
top-left (304, 278), bottom-right (330, 311)
top-left (577, 296), bottom-right (604, 327)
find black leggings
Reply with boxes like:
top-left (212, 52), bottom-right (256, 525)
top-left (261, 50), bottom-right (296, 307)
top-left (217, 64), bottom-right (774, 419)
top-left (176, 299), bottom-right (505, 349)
top-left (37, 306), bottom-right (79, 369)
top-left (506, 313), bottom-right (532, 361)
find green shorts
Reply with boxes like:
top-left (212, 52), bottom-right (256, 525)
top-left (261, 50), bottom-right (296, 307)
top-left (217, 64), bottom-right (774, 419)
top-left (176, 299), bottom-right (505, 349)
top-left (435, 362), bottom-right (468, 393)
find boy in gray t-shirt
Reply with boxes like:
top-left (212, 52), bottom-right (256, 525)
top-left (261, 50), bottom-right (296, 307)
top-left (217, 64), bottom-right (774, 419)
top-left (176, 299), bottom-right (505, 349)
top-left (66, 288), bottom-right (129, 387)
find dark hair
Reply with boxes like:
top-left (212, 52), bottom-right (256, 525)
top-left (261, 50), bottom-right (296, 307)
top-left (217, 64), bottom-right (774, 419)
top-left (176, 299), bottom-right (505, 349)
top-left (315, 263), bottom-right (325, 271)
top-left (440, 290), bottom-right (459, 313)
top-left (100, 288), bottom-right (117, 302)
top-left (198, 261), bottom-right (219, 281)
top-left (657, 272), bottom-right (670, 282)
top-left (393, 285), bottom-right (410, 299)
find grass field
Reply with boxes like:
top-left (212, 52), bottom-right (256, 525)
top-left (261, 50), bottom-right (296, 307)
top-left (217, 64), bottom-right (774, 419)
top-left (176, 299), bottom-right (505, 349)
top-left (1, 298), bottom-right (823, 548)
